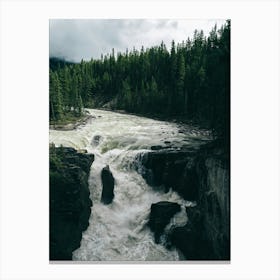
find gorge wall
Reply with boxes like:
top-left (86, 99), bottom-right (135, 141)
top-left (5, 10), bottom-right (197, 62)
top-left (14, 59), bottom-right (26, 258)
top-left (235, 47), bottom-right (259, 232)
top-left (49, 146), bottom-right (94, 260)
top-left (139, 141), bottom-right (230, 260)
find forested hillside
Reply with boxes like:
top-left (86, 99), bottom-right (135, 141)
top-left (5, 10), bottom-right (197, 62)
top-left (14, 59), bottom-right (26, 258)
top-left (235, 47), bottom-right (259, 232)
top-left (49, 20), bottom-right (230, 145)
top-left (49, 57), bottom-right (75, 71)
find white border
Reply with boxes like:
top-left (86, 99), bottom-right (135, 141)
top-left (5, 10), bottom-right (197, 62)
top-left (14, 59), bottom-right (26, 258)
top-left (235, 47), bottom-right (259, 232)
top-left (1, 0), bottom-right (279, 279)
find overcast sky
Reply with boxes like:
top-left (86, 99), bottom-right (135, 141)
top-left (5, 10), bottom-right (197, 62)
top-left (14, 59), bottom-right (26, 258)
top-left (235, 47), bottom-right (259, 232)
top-left (49, 19), bottom-right (226, 62)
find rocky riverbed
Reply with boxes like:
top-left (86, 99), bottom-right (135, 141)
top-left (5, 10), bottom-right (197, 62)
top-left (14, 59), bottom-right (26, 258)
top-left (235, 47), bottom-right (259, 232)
top-left (49, 109), bottom-right (229, 261)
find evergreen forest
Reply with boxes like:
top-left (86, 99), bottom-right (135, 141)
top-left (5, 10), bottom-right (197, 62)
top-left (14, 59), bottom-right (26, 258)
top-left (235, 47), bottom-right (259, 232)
top-left (49, 20), bottom-right (230, 146)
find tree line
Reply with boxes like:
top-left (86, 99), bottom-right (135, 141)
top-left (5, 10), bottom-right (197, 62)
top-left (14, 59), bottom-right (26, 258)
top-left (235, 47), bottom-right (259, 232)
top-left (50, 20), bottom-right (230, 143)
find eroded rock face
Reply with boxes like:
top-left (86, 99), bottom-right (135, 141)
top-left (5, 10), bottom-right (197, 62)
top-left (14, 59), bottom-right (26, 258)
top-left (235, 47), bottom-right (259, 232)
top-left (101, 165), bottom-right (115, 205)
top-left (148, 201), bottom-right (181, 244)
top-left (138, 142), bottom-right (230, 260)
top-left (169, 206), bottom-right (211, 260)
top-left (137, 150), bottom-right (199, 200)
top-left (49, 145), bottom-right (94, 260)
top-left (169, 195), bottom-right (229, 260)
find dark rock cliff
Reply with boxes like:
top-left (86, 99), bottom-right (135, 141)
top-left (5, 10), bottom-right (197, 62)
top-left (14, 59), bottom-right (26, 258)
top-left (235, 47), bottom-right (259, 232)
top-left (138, 141), bottom-right (230, 260)
top-left (148, 201), bottom-right (181, 244)
top-left (49, 145), bottom-right (94, 260)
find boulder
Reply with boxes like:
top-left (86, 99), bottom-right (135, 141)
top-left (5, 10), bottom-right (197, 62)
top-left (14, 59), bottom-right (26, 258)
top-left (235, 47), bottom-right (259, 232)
top-left (148, 201), bottom-right (181, 243)
top-left (101, 165), bottom-right (115, 204)
top-left (91, 135), bottom-right (102, 147)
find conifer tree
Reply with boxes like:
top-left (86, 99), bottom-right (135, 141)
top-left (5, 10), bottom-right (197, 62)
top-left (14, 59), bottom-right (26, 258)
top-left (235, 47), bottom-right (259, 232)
top-left (169, 40), bottom-right (177, 114)
top-left (61, 66), bottom-right (71, 111)
top-left (176, 52), bottom-right (185, 112)
top-left (50, 71), bottom-right (64, 121)
top-left (49, 20), bottom-right (230, 148)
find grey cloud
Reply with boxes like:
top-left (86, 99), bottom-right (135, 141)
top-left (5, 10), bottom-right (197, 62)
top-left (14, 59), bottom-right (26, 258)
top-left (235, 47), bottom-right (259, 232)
top-left (50, 19), bottom-right (226, 62)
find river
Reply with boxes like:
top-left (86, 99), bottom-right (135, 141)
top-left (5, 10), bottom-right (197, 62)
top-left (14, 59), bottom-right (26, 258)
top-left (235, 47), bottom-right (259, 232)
top-left (49, 109), bottom-right (212, 261)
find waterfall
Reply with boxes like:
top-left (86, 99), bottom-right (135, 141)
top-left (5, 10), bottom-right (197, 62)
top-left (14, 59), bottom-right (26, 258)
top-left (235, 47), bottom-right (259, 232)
top-left (49, 109), bottom-right (211, 261)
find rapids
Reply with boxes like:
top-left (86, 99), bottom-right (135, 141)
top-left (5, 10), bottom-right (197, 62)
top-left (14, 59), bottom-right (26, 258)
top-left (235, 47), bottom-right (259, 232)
top-left (49, 109), bottom-right (212, 261)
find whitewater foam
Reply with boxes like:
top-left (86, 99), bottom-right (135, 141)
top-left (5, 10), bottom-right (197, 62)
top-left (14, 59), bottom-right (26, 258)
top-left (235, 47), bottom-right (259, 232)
top-left (49, 109), bottom-right (211, 261)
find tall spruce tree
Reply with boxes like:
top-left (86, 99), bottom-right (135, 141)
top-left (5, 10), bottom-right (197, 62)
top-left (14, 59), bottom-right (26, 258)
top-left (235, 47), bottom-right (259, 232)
top-left (176, 52), bottom-right (185, 112)
top-left (169, 40), bottom-right (177, 115)
top-left (50, 71), bottom-right (63, 121)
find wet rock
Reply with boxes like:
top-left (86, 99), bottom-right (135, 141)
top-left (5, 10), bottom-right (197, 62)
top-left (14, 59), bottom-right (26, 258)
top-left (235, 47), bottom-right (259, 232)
top-left (60, 146), bottom-right (76, 153)
top-left (169, 204), bottom-right (228, 260)
top-left (168, 152), bottom-right (230, 260)
top-left (78, 149), bottom-right (88, 154)
top-left (151, 145), bottom-right (163, 150)
top-left (101, 165), bottom-right (115, 205)
top-left (62, 152), bottom-right (94, 175)
top-left (169, 219), bottom-right (214, 260)
top-left (178, 159), bottom-right (199, 200)
top-left (138, 150), bottom-right (199, 200)
top-left (169, 225), bottom-right (198, 259)
top-left (148, 201), bottom-right (181, 243)
top-left (138, 141), bottom-right (230, 260)
top-left (49, 146), bottom-right (94, 260)
top-left (91, 135), bottom-right (102, 147)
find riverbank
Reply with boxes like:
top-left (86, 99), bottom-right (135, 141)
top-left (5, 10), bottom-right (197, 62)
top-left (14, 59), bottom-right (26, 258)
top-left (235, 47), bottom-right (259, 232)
top-left (99, 107), bottom-right (209, 127)
top-left (49, 112), bottom-right (94, 131)
top-left (50, 106), bottom-right (211, 133)
top-left (98, 107), bottom-right (229, 152)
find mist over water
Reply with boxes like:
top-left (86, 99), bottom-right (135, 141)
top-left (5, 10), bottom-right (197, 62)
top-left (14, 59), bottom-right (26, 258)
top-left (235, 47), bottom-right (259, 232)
top-left (49, 109), bottom-right (212, 261)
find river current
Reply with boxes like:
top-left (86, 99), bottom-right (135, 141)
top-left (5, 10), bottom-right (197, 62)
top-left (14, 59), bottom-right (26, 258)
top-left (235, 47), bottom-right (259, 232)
top-left (49, 109), bottom-right (212, 261)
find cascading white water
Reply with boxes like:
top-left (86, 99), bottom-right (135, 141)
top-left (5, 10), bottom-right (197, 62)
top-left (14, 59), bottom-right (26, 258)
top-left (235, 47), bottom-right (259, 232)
top-left (49, 109), bottom-right (212, 261)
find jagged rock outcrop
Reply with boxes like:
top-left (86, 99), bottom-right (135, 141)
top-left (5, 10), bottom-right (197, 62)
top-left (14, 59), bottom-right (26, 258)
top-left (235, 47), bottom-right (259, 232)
top-left (137, 149), bottom-right (199, 200)
top-left (138, 141), bottom-right (230, 260)
top-left (49, 145), bottom-right (94, 260)
top-left (101, 165), bottom-right (115, 205)
top-left (148, 201), bottom-right (181, 243)
top-left (169, 206), bottom-right (213, 260)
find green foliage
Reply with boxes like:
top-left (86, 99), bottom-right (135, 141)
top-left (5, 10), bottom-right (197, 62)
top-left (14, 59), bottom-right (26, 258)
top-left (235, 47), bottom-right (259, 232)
top-left (49, 63), bottom-right (85, 122)
top-left (49, 143), bottom-right (63, 171)
top-left (49, 21), bottom-right (230, 144)
top-left (49, 71), bottom-right (64, 121)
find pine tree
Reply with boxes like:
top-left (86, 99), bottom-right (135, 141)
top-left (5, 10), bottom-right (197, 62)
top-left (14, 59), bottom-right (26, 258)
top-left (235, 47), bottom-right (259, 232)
top-left (121, 79), bottom-right (132, 111)
top-left (176, 52), bottom-right (185, 112)
top-left (50, 71), bottom-right (64, 121)
top-left (61, 66), bottom-right (71, 111)
top-left (150, 76), bottom-right (159, 111)
top-left (49, 21), bottom-right (230, 145)
top-left (72, 74), bottom-right (79, 115)
top-left (169, 40), bottom-right (177, 114)
top-left (49, 70), bottom-right (56, 121)
top-left (184, 64), bottom-right (191, 115)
